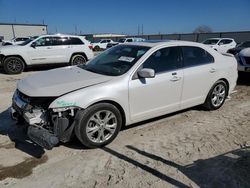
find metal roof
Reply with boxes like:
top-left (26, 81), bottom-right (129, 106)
top-left (0, 23), bottom-right (47, 26)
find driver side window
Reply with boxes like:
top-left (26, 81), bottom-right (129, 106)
top-left (34, 37), bottom-right (53, 47)
top-left (143, 47), bottom-right (181, 74)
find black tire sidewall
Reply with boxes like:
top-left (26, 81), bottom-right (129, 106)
top-left (75, 103), bottom-right (122, 148)
top-left (71, 55), bottom-right (86, 65)
top-left (94, 46), bottom-right (100, 51)
top-left (205, 80), bottom-right (228, 110)
top-left (3, 57), bottom-right (25, 74)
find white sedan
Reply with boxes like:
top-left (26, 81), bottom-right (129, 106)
top-left (11, 41), bottom-right (238, 149)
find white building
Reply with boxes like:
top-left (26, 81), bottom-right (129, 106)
top-left (0, 23), bottom-right (48, 41)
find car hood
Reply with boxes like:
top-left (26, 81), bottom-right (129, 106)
top-left (0, 45), bottom-right (22, 50)
top-left (239, 48), bottom-right (250, 57)
top-left (17, 66), bottom-right (113, 97)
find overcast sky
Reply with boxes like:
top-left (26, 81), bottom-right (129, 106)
top-left (0, 0), bottom-right (250, 35)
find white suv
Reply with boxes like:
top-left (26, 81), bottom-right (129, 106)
top-left (0, 34), bottom-right (94, 74)
top-left (203, 38), bottom-right (237, 53)
top-left (92, 39), bottom-right (115, 51)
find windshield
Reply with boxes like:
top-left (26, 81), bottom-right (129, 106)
top-left (79, 45), bottom-right (150, 76)
top-left (203, 39), bottom-right (219, 45)
top-left (238, 41), bottom-right (250, 47)
top-left (118, 39), bottom-right (126, 43)
top-left (19, 38), bottom-right (33, 46)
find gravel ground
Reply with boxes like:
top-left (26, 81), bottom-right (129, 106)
top-left (0, 68), bottom-right (249, 188)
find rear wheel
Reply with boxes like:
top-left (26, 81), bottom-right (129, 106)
top-left (203, 80), bottom-right (228, 110)
top-left (94, 46), bottom-right (100, 51)
top-left (75, 103), bottom-right (122, 148)
top-left (70, 54), bottom-right (87, 65)
top-left (3, 56), bottom-right (25, 74)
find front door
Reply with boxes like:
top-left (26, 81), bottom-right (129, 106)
top-left (129, 47), bottom-right (183, 122)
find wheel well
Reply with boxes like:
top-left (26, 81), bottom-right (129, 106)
top-left (70, 52), bottom-right (88, 62)
top-left (3, 55), bottom-right (27, 66)
top-left (91, 100), bottom-right (126, 128)
top-left (219, 78), bottom-right (230, 95)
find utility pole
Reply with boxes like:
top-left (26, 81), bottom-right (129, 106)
top-left (75, 25), bottom-right (78, 35)
top-left (137, 24), bottom-right (140, 36)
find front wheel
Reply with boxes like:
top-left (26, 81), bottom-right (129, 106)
top-left (75, 103), bottom-right (122, 148)
top-left (203, 80), bottom-right (228, 110)
top-left (3, 56), bottom-right (25, 74)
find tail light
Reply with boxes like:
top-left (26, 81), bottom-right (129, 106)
top-left (88, 45), bottom-right (93, 50)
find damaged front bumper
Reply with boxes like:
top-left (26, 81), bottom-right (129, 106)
top-left (10, 90), bottom-right (80, 150)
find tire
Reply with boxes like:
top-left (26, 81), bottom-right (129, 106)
top-left (3, 56), bottom-right (25, 74)
top-left (203, 80), bottom-right (228, 110)
top-left (94, 46), bottom-right (100, 51)
top-left (75, 103), bottom-right (122, 148)
top-left (70, 54), bottom-right (87, 65)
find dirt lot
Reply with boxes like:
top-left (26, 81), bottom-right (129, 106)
top-left (0, 68), bottom-right (249, 188)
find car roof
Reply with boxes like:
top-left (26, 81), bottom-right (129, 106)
top-left (38, 34), bottom-right (85, 38)
top-left (206, 38), bottom-right (234, 40)
top-left (122, 40), bottom-right (205, 48)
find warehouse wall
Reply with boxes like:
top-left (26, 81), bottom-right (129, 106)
top-left (93, 31), bottom-right (250, 44)
top-left (0, 24), bottom-right (47, 40)
top-left (0, 25), bottom-right (14, 40)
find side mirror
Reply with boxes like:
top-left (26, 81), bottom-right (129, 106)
top-left (31, 42), bottom-right (36, 48)
top-left (138, 68), bottom-right (155, 78)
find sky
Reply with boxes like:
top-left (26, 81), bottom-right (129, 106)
top-left (0, 0), bottom-right (250, 35)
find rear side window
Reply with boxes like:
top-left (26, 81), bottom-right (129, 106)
top-left (182, 46), bottom-right (214, 67)
top-left (52, 37), bottom-right (70, 45)
top-left (143, 47), bottom-right (181, 74)
top-left (15, 38), bottom-right (28, 42)
top-left (70, 37), bottom-right (84, 45)
top-left (126, 39), bottom-right (133, 42)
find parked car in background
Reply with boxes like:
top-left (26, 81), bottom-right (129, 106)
top-left (2, 37), bottom-right (31, 46)
top-left (203, 38), bottom-right (236, 53)
top-left (10, 41), bottom-right (237, 149)
top-left (227, 41), bottom-right (250, 55)
top-left (0, 34), bottom-right (94, 74)
top-left (107, 37), bottom-right (146, 48)
top-left (92, 39), bottom-right (115, 51)
top-left (236, 48), bottom-right (250, 72)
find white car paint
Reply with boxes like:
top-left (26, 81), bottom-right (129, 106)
top-left (203, 38), bottom-right (237, 53)
top-left (46, 41), bottom-right (237, 125)
top-left (0, 34), bottom-right (94, 66)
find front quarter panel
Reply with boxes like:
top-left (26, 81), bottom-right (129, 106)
top-left (49, 77), bottom-right (131, 124)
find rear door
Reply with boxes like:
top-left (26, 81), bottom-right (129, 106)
top-left (180, 46), bottom-right (218, 109)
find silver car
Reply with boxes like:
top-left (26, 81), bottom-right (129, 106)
top-left (11, 41), bottom-right (237, 149)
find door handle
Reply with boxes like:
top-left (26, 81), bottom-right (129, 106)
top-left (170, 76), bottom-right (181, 82)
top-left (209, 68), bottom-right (216, 73)
top-left (47, 47), bottom-right (52, 49)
